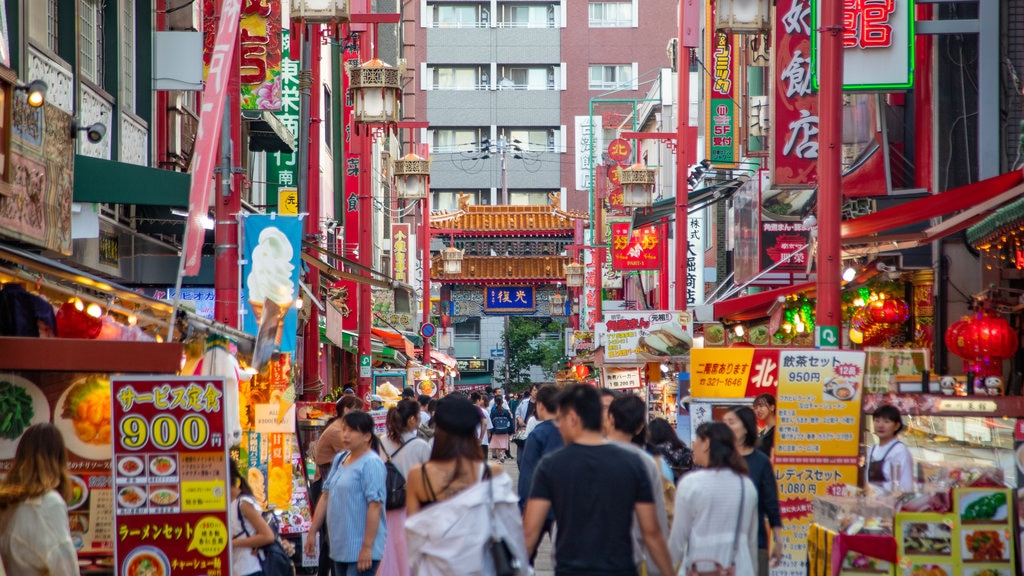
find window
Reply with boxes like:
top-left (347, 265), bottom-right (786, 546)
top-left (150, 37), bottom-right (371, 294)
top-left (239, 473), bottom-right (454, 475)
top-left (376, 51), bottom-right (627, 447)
top-left (433, 189), bottom-right (488, 211)
top-left (431, 128), bottom-right (486, 153)
top-left (500, 127), bottom-right (557, 152)
top-left (120, 0), bottom-right (136, 111)
top-left (432, 3), bottom-right (489, 28)
top-left (431, 66), bottom-right (487, 90)
top-left (28, 0), bottom-right (59, 52)
top-left (589, 64), bottom-right (633, 90)
top-left (323, 87), bottom-right (332, 152)
top-left (509, 190), bottom-right (552, 206)
top-left (589, 2), bottom-right (631, 27)
top-left (498, 4), bottom-right (555, 28)
top-left (497, 66), bottom-right (554, 90)
top-left (79, 0), bottom-right (104, 85)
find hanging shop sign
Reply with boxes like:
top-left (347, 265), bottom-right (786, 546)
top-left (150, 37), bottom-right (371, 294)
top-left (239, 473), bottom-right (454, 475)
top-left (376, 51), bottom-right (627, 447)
top-left (687, 214), bottom-right (705, 306)
top-left (604, 367), bottom-right (642, 390)
top-left (391, 223), bottom-right (410, 284)
top-left (458, 358), bottom-right (492, 374)
top-left (810, 0), bottom-right (915, 91)
top-left (483, 286), bottom-right (536, 314)
top-left (336, 33), bottom-right (363, 331)
top-left (705, 7), bottom-right (740, 166)
top-left (144, 287), bottom-right (217, 321)
top-left (597, 311), bottom-right (693, 364)
top-left (575, 115), bottom-right (604, 192)
top-left (773, 350), bottom-right (865, 576)
top-left (111, 376), bottom-right (230, 576)
top-left (690, 348), bottom-right (779, 398)
top-left (610, 222), bottom-right (660, 270)
top-left (265, 30), bottom-right (300, 211)
top-left (241, 214), bottom-right (303, 368)
top-left (772, 0), bottom-right (819, 188)
top-left (239, 0), bottom-right (282, 110)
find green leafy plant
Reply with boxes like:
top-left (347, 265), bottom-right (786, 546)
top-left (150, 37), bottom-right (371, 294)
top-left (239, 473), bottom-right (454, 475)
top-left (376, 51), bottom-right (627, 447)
top-left (502, 317), bottom-right (567, 391)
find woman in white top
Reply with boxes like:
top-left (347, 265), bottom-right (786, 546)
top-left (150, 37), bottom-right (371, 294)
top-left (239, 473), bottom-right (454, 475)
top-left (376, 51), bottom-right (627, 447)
top-left (669, 422), bottom-right (758, 575)
top-left (377, 399), bottom-right (431, 576)
top-left (867, 404), bottom-right (915, 496)
top-left (228, 459), bottom-right (275, 576)
top-left (0, 423), bottom-right (78, 576)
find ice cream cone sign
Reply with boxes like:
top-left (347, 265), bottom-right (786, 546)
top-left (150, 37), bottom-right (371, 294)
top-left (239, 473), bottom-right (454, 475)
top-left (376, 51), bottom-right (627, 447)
top-left (270, 387), bottom-right (297, 425)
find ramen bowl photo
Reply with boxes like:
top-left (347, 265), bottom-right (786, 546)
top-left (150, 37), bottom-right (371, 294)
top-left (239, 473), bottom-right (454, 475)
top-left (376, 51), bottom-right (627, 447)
top-left (122, 546), bottom-right (169, 576)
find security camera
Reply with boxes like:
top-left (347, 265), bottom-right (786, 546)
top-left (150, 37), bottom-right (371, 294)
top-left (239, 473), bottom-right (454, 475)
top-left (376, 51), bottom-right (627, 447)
top-left (70, 119), bottom-right (106, 143)
top-left (876, 262), bottom-right (898, 273)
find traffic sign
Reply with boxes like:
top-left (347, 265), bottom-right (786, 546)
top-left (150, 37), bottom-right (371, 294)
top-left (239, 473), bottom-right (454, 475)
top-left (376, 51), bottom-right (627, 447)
top-left (420, 323), bottom-right (436, 338)
top-left (815, 326), bottom-right (839, 349)
top-left (359, 355), bottom-right (371, 378)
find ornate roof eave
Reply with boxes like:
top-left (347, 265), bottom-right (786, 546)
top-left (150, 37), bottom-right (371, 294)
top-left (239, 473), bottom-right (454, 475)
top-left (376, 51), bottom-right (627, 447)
top-left (429, 255), bottom-right (571, 283)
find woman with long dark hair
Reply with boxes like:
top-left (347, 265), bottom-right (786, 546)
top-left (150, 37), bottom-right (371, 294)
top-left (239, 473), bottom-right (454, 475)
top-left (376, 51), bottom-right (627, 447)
top-left (0, 423), bottom-right (77, 575)
top-left (752, 393), bottom-right (777, 457)
top-left (645, 417), bottom-right (693, 483)
top-left (377, 399), bottom-right (430, 576)
top-left (668, 422), bottom-right (757, 575)
top-left (306, 411), bottom-right (388, 576)
top-left (229, 460), bottom-right (275, 576)
top-left (724, 406), bottom-right (783, 576)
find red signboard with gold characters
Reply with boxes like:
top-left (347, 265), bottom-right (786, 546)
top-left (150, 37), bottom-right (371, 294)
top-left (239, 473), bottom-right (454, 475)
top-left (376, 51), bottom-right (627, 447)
top-left (112, 376), bottom-right (230, 576)
top-left (610, 222), bottom-right (660, 270)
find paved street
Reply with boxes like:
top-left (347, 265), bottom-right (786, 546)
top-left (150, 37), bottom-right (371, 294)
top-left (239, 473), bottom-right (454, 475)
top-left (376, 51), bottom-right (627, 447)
top-left (498, 455), bottom-right (555, 576)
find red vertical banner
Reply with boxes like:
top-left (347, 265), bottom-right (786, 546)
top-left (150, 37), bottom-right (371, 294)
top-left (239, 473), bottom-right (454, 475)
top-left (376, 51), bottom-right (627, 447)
top-left (338, 34), bottom-right (362, 331)
top-left (391, 223), bottom-right (411, 284)
top-left (772, 0), bottom-right (819, 187)
top-left (111, 376), bottom-right (229, 576)
top-left (239, 0), bottom-right (282, 110)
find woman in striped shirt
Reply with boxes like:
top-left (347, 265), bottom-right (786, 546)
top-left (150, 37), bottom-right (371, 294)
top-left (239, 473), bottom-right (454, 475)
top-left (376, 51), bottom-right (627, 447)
top-left (306, 411), bottom-right (388, 576)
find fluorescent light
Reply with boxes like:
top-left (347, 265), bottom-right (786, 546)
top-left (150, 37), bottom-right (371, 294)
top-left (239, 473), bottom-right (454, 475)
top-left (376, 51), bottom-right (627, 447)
top-left (842, 267), bottom-right (857, 282)
top-left (170, 209), bottom-right (189, 218)
top-left (201, 216), bottom-right (215, 230)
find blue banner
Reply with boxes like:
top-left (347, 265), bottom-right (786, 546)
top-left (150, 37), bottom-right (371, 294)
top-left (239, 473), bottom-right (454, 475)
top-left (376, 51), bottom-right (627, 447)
top-left (483, 286), bottom-right (536, 313)
top-left (242, 214), bottom-right (303, 354)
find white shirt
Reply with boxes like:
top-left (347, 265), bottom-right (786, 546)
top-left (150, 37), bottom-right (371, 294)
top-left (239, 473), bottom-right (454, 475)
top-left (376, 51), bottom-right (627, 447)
top-left (0, 490), bottom-right (78, 576)
top-left (230, 495), bottom-right (264, 576)
top-left (515, 399), bottom-right (532, 423)
top-left (476, 405), bottom-right (493, 445)
top-left (379, 431), bottom-right (431, 478)
top-left (524, 416), bottom-right (539, 437)
top-left (868, 439), bottom-right (914, 495)
top-left (419, 410), bottom-right (431, 426)
top-left (669, 469), bottom-right (758, 575)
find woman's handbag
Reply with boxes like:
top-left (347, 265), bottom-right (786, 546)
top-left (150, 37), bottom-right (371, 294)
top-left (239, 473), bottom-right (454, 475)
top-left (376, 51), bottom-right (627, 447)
top-left (486, 465), bottom-right (521, 576)
top-left (685, 479), bottom-right (745, 576)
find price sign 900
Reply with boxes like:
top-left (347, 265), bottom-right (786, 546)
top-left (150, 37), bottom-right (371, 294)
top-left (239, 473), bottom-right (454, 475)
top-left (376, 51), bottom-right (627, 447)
top-left (120, 414), bottom-right (212, 451)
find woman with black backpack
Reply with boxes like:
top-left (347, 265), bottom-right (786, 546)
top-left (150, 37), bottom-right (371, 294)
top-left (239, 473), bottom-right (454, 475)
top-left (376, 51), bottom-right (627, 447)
top-left (229, 460), bottom-right (276, 576)
top-left (488, 396), bottom-right (514, 464)
top-left (377, 399), bottom-right (431, 576)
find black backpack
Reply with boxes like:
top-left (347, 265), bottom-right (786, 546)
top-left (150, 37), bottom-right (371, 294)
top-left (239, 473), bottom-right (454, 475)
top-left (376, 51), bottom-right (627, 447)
top-left (385, 439), bottom-right (415, 510)
top-left (236, 499), bottom-right (294, 576)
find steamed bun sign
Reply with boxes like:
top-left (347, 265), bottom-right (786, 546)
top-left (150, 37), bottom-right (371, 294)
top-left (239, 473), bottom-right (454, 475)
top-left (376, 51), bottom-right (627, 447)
top-left (111, 376), bottom-right (230, 576)
top-left (597, 311), bottom-right (693, 364)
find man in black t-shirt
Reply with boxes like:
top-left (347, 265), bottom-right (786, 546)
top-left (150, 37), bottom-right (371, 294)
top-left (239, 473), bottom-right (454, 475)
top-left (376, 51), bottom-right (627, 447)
top-left (523, 385), bottom-right (675, 576)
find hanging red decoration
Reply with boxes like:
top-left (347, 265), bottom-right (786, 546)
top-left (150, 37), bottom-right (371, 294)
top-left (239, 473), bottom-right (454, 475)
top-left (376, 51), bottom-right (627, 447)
top-left (944, 318), bottom-right (971, 359)
top-left (574, 364), bottom-right (590, 380)
top-left (55, 300), bottom-right (103, 339)
top-left (959, 313), bottom-right (1018, 360)
top-left (851, 308), bottom-right (872, 332)
top-left (867, 298), bottom-right (909, 325)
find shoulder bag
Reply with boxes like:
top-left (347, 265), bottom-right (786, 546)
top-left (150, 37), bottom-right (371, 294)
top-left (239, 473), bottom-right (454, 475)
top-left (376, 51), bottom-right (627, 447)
top-left (686, 477), bottom-right (745, 576)
top-left (485, 465), bottom-right (520, 576)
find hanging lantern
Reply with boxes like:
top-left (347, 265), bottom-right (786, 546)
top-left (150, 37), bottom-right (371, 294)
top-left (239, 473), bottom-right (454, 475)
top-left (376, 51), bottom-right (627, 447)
top-left (618, 163), bottom-right (657, 208)
top-left (944, 318), bottom-right (971, 359)
top-left (550, 292), bottom-right (566, 316)
top-left (441, 246), bottom-right (464, 275)
top-left (292, 0), bottom-right (350, 23)
top-left (867, 298), bottom-right (909, 325)
top-left (565, 262), bottom-right (585, 287)
top-left (960, 313), bottom-right (1018, 360)
top-left (574, 364), bottom-right (590, 380)
top-left (56, 299), bottom-right (103, 339)
top-left (349, 58), bottom-right (402, 128)
top-left (392, 153), bottom-right (430, 200)
top-left (851, 308), bottom-right (871, 331)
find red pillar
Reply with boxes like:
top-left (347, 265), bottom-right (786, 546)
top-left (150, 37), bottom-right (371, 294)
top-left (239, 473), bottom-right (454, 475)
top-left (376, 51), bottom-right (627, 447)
top-left (304, 25), bottom-right (322, 390)
top-left (215, 0), bottom-right (242, 328)
top-left (421, 144), bottom-right (432, 365)
top-left (814, 0), bottom-right (843, 341)
top-left (674, 8), bottom-right (691, 312)
top-left (914, 3), bottom-right (933, 192)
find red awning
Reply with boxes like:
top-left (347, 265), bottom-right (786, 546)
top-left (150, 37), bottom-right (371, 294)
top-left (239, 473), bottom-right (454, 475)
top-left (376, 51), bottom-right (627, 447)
top-left (713, 281), bottom-right (816, 322)
top-left (371, 328), bottom-right (415, 357)
top-left (429, 349), bottom-right (459, 371)
top-left (841, 170), bottom-right (1024, 243)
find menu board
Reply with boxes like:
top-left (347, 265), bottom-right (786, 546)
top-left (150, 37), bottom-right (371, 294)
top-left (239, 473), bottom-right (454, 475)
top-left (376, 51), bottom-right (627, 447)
top-left (774, 350), bottom-right (866, 576)
top-left (896, 490), bottom-right (1015, 576)
top-left (111, 376), bottom-right (230, 576)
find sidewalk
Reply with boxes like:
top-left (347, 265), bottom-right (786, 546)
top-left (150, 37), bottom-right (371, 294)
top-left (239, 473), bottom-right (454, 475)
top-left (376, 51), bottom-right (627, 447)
top-left (499, 456), bottom-right (554, 576)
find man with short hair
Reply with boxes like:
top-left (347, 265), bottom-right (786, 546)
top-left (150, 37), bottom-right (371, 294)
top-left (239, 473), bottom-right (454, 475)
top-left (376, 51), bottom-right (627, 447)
top-left (517, 385), bottom-right (563, 564)
top-left (524, 385), bottom-right (674, 576)
top-left (606, 394), bottom-right (672, 576)
top-left (417, 394), bottom-right (432, 425)
top-left (470, 391), bottom-right (492, 457)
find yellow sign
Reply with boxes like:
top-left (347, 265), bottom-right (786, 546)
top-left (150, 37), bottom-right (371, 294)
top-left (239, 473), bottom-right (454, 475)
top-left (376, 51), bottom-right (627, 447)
top-left (278, 188), bottom-right (298, 215)
top-left (690, 348), bottom-right (755, 398)
top-left (181, 480), bottom-right (228, 512)
top-left (187, 516), bottom-right (229, 557)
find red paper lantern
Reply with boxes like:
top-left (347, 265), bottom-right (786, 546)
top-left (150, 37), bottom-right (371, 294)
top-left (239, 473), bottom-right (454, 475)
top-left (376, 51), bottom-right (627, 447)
top-left (574, 364), bottom-right (589, 380)
top-left (56, 300), bottom-right (103, 339)
top-left (960, 314), bottom-right (1018, 360)
top-left (944, 318), bottom-right (971, 359)
top-left (867, 298), bottom-right (909, 325)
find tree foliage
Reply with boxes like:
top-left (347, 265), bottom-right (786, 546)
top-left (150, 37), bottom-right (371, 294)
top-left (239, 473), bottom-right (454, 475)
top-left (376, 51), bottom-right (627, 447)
top-left (502, 317), bottom-right (567, 392)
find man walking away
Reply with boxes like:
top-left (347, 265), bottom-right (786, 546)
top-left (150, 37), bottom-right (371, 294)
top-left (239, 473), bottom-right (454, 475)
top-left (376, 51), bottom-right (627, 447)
top-left (517, 385), bottom-right (563, 565)
top-left (523, 385), bottom-right (674, 576)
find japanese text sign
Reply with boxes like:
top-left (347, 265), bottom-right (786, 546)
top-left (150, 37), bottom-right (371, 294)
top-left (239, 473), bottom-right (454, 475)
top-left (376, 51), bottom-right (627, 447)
top-left (391, 223), bottom-right (410, 284)
top-left (265, 30), bottom-right (300, 210)
top-left (811, 0), bottom-right (915, 91)
top-left (705, 6), bottom-right (739, 166)
top-left (604, 367), bottom-right (642, 390)
top-left (610, 222), bottom-right (660, 270)
top-left (606, 138), bottom-right (632, 163)
top-left (772, 0), bottom-right (819, 187)
top-left (483, 286), bottom-right (535, 313)
top-left (687, 215), bottom-right (705, 306)
top-left (597, 311), bottom-right (692, 364)
top-left (690, 348), bottom-right (780, 398)
top-left (575, 116), bottom-right (603, 191)
top-left (337, 33), bottom-right (363, 331)
top-left (111, 376), bottom-right (230, 576)
top-left (239, 0), bottom-right (282, 110)
top-left (773, 350), bottom-right (865, 576)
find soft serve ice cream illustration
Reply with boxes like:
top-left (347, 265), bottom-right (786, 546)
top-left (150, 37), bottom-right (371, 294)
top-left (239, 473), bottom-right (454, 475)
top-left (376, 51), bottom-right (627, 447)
top-left (247, 226), bottom-right (295, 345)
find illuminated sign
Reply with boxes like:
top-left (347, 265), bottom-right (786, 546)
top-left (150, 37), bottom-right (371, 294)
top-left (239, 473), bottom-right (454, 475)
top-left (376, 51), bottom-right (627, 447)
top-left (810, 0), bottom-right (915, 91)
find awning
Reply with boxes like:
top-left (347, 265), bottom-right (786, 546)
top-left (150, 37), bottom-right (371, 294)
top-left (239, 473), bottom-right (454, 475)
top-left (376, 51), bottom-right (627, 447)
top-left (841, 170), bottom-right (1024, 250)
top-left (426, 349), bottom-right (459, 373)
top-left (327, 330), bottom-right (407, 365)
top-left (242, 110), bottom-right (295, 153)
top-left (371, 327), bottom-right (416, 357)
top-left (703, 281), bottom-right (816, 323)
top-left (73, 155), bottom-right (190, 206)
top-left (631, 178), bottom-right (747, 229)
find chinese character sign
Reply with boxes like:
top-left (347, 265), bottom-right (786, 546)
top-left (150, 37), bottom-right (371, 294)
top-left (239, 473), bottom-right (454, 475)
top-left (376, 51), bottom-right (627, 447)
top-left (265, 30), bottom-right (300, 208)
top-left (690, 348), bottom-right (780, 398)
top-left (610, 222), bottom-right (659, 270)
top-left (575, 116), bottom-right (604, 191)
top-left (239, 0), bottom-right (282, 110)
top-left (598, 311), bottom-right (693, 364)
top-left (111, 376), bottom-right (230, 576)
top-left (773, 0), bottom-right (819, 187)
top-left (705, 8), bottom-right (739, 166)
top-left (687, 215), bottom-right (705, 306)
top-left (811, 0), bottom-right (914, 90)
top-left (483, 286), bottom-right (536, 313)
top-left (773, 350), bottom-right (865, 576)
top-left (337, 35), bottom-right (362, 331)
top-left (391, 223), bottom-right (410, 284)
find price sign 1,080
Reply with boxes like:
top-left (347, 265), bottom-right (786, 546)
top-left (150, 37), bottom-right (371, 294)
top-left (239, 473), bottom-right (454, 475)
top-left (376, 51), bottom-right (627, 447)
top-left (119, 413), bottom-right (212, 451)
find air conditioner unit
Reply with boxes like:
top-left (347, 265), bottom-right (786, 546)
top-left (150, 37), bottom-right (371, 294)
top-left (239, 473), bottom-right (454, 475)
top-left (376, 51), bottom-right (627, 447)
top-left (747, 95), bottom-right (769, 137)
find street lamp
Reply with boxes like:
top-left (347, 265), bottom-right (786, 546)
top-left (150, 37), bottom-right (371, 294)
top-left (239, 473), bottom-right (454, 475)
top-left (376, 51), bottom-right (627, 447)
top-left (392, 152), bottom-right (430, 200)
top-left (291, 0), bottom-right (350, 23)
top-left (550, 291), bottom-right (566, 316)
top-left (619, 163), bottom-right (657, 208)
top-left (565, 262), bottom-right (585, 288)
top-left (349, 57), bottom-right (401, 129)
top-left (441, 245), bottom-right (464, 275)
